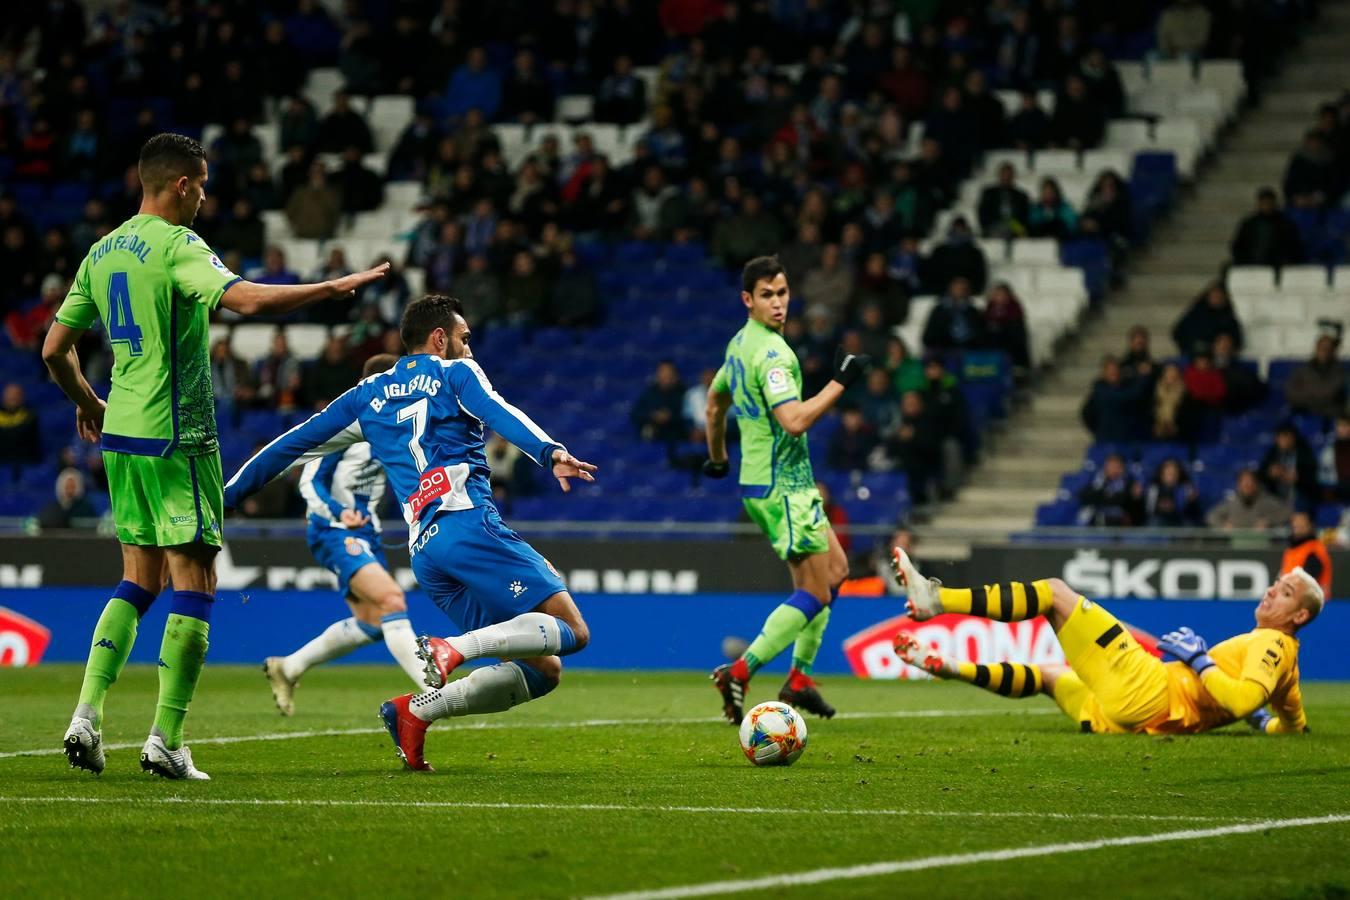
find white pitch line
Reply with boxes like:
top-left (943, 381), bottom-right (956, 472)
top-left (0, 707), bottom-right (1055, 760)
top-left (584, 813), bottom-right (1350, 900)
top-left (0, 796), bottom-right (1237, 824)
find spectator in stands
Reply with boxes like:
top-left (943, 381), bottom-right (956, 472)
top-left (38, 468), bottom-right (97, 530)
top-left (923, 354), bottom-right (977, 469)
top-left (629, 165), bottom-right (679, 241)
top-left (335, 146), bottom-right (384, 213)
top-left (248, 246), bottom-right (300, 287)
top-left (363, 255), bottom-right (413, 326)
top-left (684, 367), bottom-right (717, 443)
top-left (632, 360), bottom-right (688, 445)
top-left (1260, 424), bottom-right (1321, 509)
top-left (1283, 131), bottom-right (1341, 210)
top-left (1078, 48), bottom-right (1126, 121)
top-left (502, 251), bottom-right (549, 324)
top-left (1286, 334), bottom-right (1347, 419)
top-left (5, 273), bottom-right (64, 351)
top-left (829, 408), bottom-right (879, 472)
top-left (890, 391), bottom-right (942, 505)
top-left (389, 112), bottom-right (439, 183)
top-left (285, 161), bottom-right (342, 240)
top-left (278, 145), bottom-right (312, 203)
top-left (1122, 325), bottom-right (1155, 377)
top-left (501, 49), bottom-right (555, 125)
top-left (1082, 355), bottom-right (1149, 443)
top-left (1006, 89), bottom-right (1050, 151)
top-left (1156, 0), bottom-right (1213, 60)
top-left (1027, 177), bottom-right (1078, 240)
top-left (880, 44), bottom-right (931, 118)
top-left (1077, 453), bottom-right (1143, 527)
top-left (1182, 349), bottom-right (1227, 414)
top-left (1319, 413), bottom-right (1350, 501)
top-left (852, 303), bottom-right (892, 361)
top-left (259, 22), bottom-right (305, 100)
top-left (0, 382), bottom-right (41, 467)
top-left (1080, 170), bottom-right (1134, 252)
top-left (885, 337), bottom-right (926, 397)
top-left (255, 330), bottom-right (303, 413)
top-left (303, 336), bottom-right (358, 409)
top-left (441, 47), bottom-right (502, 122)
top-left (237, 441), bottom-right (299, 519)
top-left (1049, 75), bottom-right (1105, 151)
top-left (1211, 331), bottom-right (1265, 413)
top-left (456, 254), bottom-right (503, 324)
top-left (1144, 458), bottom-right (1204, 527)
top-left (1230, 187), bottom-right (1303, 267)
top-left (981, 282), bottom-right (1031, 371)
top-left (0, 223), bottom-right (41, 307)
top-left (800, 244), bottom-right (854, 327)
top-left (487, 433), bottom-right (539, 505)
top-left (1283, 510), bottom-right (1332, 592)
top-left (1208, 469), bottom-right (1290, 529)
top-left (337, 18), bottom-right (383, 96)
top-left (711, 194), bottom-right (781, 269)
top-left (595, 54), bottom-right (646, 125)
top-left (923, 217), bottom-right (986, 294)
top-left (549, 249), bottom-right (600, 327)
top-left (851, 253), bottom-right (909, 328)
top-left (1151, 362), bottom-right (1196, 441)
top-left (63, 108), bottom-right (101, 181)
top-left (978, 162), bottom-right (1030, 239)
top-left (279, 97), bottom-right (319, 156)
top-left (856, 368), bottom-right (901, 436)
top-left (312, 246), bottom-right (352, 284)
top-left (1172, 282), bottom-right (1245, 355)
top-left (242, 163), bottom-right (282, 212)
top-left (922, 277), bottom-right (984, 353)
top-left (318, 91), bottom-right (374, 154)
top-left (216, 198), bottom-right (264, 260)
top-left (209, 338), bottom-right (254, 421)
top-left (994, 8), bottom-right (1040, 88)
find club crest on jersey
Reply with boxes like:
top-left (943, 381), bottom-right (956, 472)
top-left (345, 537), bottom-right (369, 556)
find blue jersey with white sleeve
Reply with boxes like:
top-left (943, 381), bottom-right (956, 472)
top-left (225, 354), bottom-right (563, 544)
top-left (299, 443), bottom-right (387, 534)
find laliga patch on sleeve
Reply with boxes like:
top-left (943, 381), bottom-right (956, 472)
top-left (208, 254), bottom-right (234, 275)
top-left (765, 366), bottom-right (792, 395)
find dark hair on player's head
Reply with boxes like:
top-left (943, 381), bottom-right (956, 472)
top-left (741, 255), bottom-right (785, 294)
top-left (363, 353), bottom-right (399, 378)
top-left (400, 294), bottom-right (465, 351)
top-left (138, 133), bottom-right (206, 191)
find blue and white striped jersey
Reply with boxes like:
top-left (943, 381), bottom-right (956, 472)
top-left (225, 353), bottom-right (563, 544)
top-left (298, 442), bottom-right (387, 533)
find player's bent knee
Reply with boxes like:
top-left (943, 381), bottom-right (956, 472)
top-left (516, 657), bottom-right (562, 697)
top-left (375, 591), bottom-right (407, 615)
top-left (565, 618), bottom-right (590, 653)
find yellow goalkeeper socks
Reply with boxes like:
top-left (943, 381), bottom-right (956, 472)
top-left (939, 581), bottom-right (1053, 621)
top-left (954, 662), bottom-right (1044, 698)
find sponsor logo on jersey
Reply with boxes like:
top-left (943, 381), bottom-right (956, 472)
top-left (765, 366), bottom-right (791, 394)
top-left (406, 466), bottom-right (454, 521)
top-left (409, 523), bottom-right (440, 557)
top-left (208, 254), bottom-right (234, 275)
top-left (0, 607), bottom-right (52, 667)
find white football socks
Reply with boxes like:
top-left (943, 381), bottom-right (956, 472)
top-left (446, 612), bottom-right (567, 661)
top-left (282, 617), bottom-right (379, 681)
top-left (409, 662), bottom-right (532, 722)
top-left (380, 614), bottom-right (427, 687)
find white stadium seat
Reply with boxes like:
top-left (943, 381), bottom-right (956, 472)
top-left (1280, 265), bottom-right (1330, 293)
top-left (1104, 119), bottom-right (1151, 149)
top-left (1227, 266), bottom-right (1277, 297)
top-left (557, 94), bottom-right (595, 122)
top-left (1036, 268), bottom-right (1088, 298)
top-left (287, 324), bottom-right (330, 361)
top-left (303, 68), bottom-right (345, 117)
top-left (981, 150), bottom-right (1031, 180)
top-left (283, 239), bottom-right (323, 276)
top-left (1307, 298), bottom-right (1348, 326)
top-left (987, 265), bottom-right (1036, 297)
top-left (1081, 149), bottom-right (1134, 179)
top-left (1031, 150), bottom-right (1080, 176)
top-left (1010, 239), bottom-right (1059, 266)
top-left (231, 324), bottom-right (279, 365)
top-left (1148, 60), bottom-right (1196, 89)
top-left (978, 238), bottom-right (1009, 263)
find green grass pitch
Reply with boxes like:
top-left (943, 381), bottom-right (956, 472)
top-left (2, 665), bottom-right (1349, 899)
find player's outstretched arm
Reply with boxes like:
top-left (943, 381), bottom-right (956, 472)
top-left (225, 391), bottom-right (365, 509)
top-left (703, 388), bottom-right (733, 478)
top-left (772, 346), bottom-right (871, 437)
top-left (41, 322), bottom-right (105, 443)
top-left (219, 263), bottom-right (390, 318)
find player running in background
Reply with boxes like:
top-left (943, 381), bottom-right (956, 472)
top-left (262, 353), bottom-right (427, 715)
top-left (704, 256), bottom-right (871, 724)
top-left (44, 133), bottom-right (388, 780)
top-left (224, 295), bottom-right (597, 771)
top-left (890, 549), bottom-right (1318, 735)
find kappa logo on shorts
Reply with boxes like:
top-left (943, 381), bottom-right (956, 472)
top-left (510, 580), bottom-right (526, 598)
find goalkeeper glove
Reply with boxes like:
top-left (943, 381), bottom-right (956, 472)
top-left (832, 347), bottom-right (872, 389)
top-left (702, 458), bottom-right (730, 479)
top-left (1246, 709), bottom-right (1273, 733)
top-left (1157, 626), bottom-right (1214, 675)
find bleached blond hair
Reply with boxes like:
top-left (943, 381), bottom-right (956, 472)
top-left (1288, 566), bottom-right (1325, 623)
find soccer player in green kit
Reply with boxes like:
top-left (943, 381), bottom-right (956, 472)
top-left (704, 256), bottom-right (870, 724)
top-left (42, 134), bottom-right (389, 779)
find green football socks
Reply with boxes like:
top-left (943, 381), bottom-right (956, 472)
top-left (790, 605), bottom-right (832, 674)
top-left (740, 589), bottom-right (826, 676)
top-left (151, 592), bottom-right (213, 750)
top-left (74, 582), bottom-right (158, 727)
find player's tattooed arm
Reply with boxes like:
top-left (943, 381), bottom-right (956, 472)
top-left (41, 322), bottom-right (105, 442)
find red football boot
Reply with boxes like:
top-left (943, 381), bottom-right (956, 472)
top-left (378, 694), bottom-right (433, 772)
top-left (416, 635), bottom-right (465, 689)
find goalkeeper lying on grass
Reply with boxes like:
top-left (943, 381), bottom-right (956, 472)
top-left (890, 550), bottom-right (1319, 735)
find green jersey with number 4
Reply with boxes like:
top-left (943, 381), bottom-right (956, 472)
top-left (711, 318), bottom-right (816, 498)
top-left (55, 213), bottom-right (241, 458)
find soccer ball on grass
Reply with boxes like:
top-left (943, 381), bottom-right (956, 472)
top-left (738, 701), bottom-right (808, 766)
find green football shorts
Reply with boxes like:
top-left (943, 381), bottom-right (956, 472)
top-left (743, 488), bottom-right (831, 561)
top-left (103, 449), bottom-right (224, 548)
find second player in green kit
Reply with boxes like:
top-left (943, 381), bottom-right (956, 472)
top-left (704, 256), bottom-right (871, 724)
top-left (43, 133), bottom-right (390, 779)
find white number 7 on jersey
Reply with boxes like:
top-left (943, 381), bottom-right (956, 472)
top-left (397, 397), bottom-right (429, 473)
